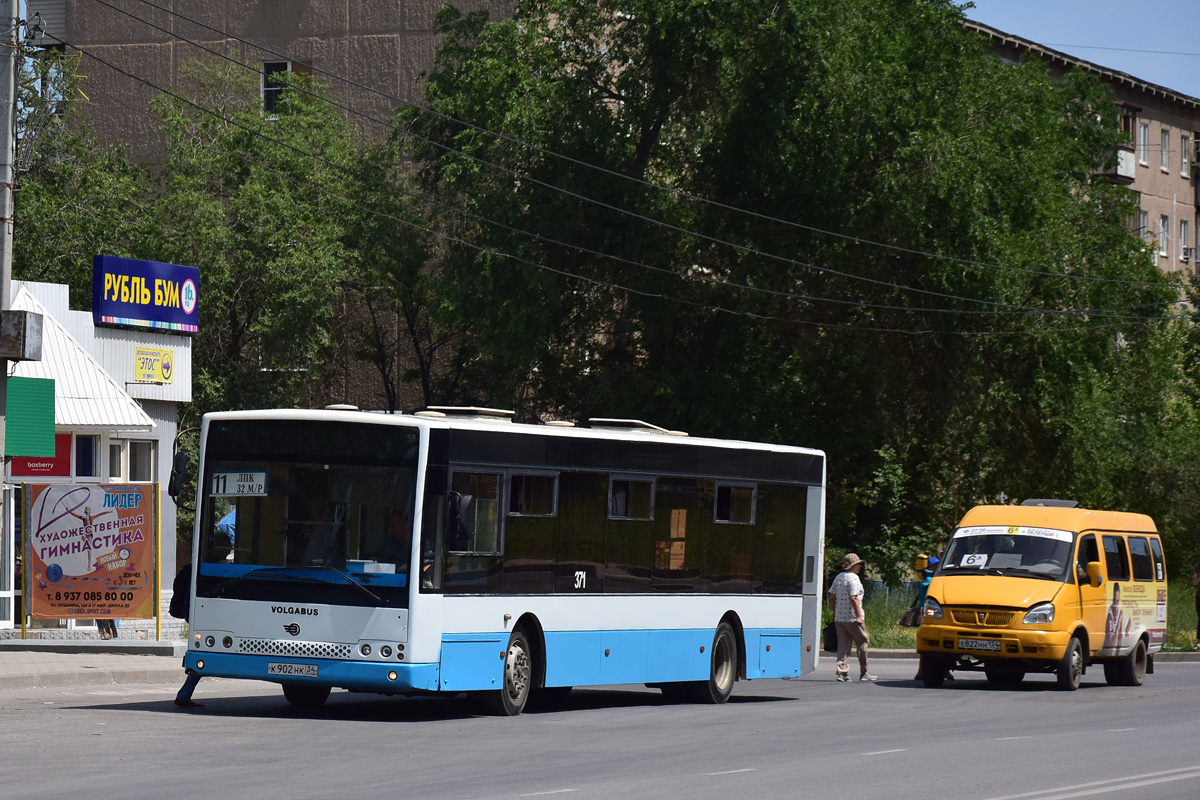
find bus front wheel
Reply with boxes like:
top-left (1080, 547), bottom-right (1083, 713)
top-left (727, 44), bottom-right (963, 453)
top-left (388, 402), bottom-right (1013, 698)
top-left (282, 683), bottom-right (331, 707)
top-left (487, 628), bottom-right (533, 716)
top-left (689, 621), bottom-right (737, 704)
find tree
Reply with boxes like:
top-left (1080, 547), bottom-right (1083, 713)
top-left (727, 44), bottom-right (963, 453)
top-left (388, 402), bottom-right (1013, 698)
top-left (14, 49), bottom-right (149, 303)
top-left (399, 0), bottom-right (1183, 562)
top-left (146, 56), bottom-right (359, 418)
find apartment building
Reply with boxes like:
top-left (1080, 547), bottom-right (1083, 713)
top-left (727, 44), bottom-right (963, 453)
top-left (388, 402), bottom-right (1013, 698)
top-left (27, 0), bottom-right (511, 164)
top-left (966, 20), bottom-right (1200, 278)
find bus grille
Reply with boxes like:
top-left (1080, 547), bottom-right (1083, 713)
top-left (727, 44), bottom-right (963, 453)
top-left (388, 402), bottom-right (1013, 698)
top-left (950, 609), bottom-right (1015, 627)
top-left (238, 639), bottom-right (353, 659)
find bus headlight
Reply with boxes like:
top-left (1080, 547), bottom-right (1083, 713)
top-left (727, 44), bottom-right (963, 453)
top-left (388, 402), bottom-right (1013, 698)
top-left (360, 643), bottom-right (372, 656)
top-left (205, 635), bottom-right (216, 648)
top-left (1023, 603), bottom-right (1055, 625)
top-left (922, 598), bottom-right (943, 620)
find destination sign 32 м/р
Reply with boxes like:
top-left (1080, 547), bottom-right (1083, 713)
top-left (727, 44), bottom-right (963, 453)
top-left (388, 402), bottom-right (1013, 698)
top-left (92, 254), bottom-right (200, 333)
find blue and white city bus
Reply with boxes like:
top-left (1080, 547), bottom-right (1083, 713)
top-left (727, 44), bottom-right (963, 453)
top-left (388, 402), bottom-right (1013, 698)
top-left (182, 406), bottom-right (826, 714)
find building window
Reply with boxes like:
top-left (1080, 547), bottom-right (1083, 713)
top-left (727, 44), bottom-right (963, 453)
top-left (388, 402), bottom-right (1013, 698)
top-left (129, 441), bottom-right (154, 482)
top-left (1181, 219), bottom-right (1191, 261)
top-left (109, 442), bottom-right (124, 480)
top-left (1139, 123), bottom-right (1149, 164)
top-left (1183, 135), bottom-right (1191, 176)
top-left (1118, 106), bottom-right (1136, 144)
top-left (262, 60), bottom-right (312, 113)
top-left (75, 434), bottom-right (99, 477)
top-left (1159, 215), bottom-right (1170, 257)
top-left (1161, 129), bottom-right (1170, 171)
top-left (1138, 209), bottom-right (1150, 243)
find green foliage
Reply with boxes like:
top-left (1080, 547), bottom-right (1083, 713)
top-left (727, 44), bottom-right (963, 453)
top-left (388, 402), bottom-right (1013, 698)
top-left (402, 0), bottom-right (1186, 563)
top-left (146, 57), bottom-right (358, 420)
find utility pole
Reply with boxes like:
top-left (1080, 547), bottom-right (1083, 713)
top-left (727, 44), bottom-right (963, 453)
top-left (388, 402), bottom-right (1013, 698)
top-left (0, 0), bottom-right (17, 468)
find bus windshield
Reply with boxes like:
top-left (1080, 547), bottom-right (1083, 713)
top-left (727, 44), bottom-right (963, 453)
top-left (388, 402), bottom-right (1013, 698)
top-left (939, 525), bottom-right (1074, 582)
top-left (196, 419), bottom-right (420, 607)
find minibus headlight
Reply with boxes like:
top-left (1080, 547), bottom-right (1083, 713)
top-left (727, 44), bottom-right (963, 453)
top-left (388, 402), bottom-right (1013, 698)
top-left (1023, 603), bottom-right (1055, 625)
top-left (922, 598), bottom-right (943, 619)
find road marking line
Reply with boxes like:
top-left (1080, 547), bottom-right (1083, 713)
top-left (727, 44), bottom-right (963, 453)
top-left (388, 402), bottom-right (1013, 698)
top-left (1105, 727), bottom-right (1137, 732)
top-left (862, 749), bottom-right (906, 756)
top-left (997, 736), bottom-right (1030, 740)
top-left (977, 765), bottom-right (1200, 800)
top-left (707, 769), bottom-right (756, 775)
top-left (519, 790), bottom-right (578, 797)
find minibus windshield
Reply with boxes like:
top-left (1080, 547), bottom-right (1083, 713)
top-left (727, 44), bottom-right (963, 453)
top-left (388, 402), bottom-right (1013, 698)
top-left (939, 525), bottom-right (1074, 582)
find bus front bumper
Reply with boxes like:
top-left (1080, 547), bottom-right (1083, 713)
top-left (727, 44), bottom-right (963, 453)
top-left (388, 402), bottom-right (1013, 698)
top-left (183, 651), bottom-right (441, 693)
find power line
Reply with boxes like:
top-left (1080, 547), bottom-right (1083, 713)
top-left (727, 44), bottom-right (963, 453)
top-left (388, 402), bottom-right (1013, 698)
top-left (71, 64), bottom-right (1184, 340)
top-left (63, 36), bottom-right (1188, 330)
top-left (83, 0), bottom-right (1180, 292)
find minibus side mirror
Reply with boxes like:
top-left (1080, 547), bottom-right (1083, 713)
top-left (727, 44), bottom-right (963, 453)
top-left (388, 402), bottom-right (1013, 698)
top-left (1086, 561), bottom-right (1103, 588)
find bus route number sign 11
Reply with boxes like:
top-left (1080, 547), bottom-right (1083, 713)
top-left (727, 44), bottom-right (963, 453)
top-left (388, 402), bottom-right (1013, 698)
top-left (211, 470), bottom-right (268, 497)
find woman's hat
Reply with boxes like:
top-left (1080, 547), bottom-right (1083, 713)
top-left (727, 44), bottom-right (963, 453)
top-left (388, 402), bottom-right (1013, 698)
top-left (928, 556), bottom-right (939, 567)
top-left (842, 553), bottom-right (864, 570)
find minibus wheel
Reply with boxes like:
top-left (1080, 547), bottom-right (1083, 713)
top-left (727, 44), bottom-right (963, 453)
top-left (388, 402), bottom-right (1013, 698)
top-left (920, 654), bottom-right (948, 688)
top-left (1117, 638), bottom-right (1148, 686)
top-left (282, 683), bottom-right (331, 707)
top-left (1056, 637), bottom-right (1083, 691)
top-left (984, 661), bottom-right (1025, 685)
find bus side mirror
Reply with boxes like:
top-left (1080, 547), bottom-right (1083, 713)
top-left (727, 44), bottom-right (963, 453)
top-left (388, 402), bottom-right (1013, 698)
top-left (167, 451), bottom-right (189, 499)
top-left (1086, 561), bottom-right (1103, 588)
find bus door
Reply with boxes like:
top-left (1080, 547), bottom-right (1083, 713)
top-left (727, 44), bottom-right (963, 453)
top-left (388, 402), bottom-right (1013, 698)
top-left (1075, 532), bottom-right (1106, 652)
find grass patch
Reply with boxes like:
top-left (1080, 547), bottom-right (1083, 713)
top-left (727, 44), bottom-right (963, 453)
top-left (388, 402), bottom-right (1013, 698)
top-left (837, 581), bottom-right (1199, 651)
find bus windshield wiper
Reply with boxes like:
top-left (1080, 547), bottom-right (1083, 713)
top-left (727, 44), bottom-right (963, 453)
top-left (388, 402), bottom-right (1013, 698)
top-left (316, 565), bottom-right (384, 604)
top-left (997, 567), bottom-right (1059, 581)
top-left (210, 567), bottom-right (326, 597)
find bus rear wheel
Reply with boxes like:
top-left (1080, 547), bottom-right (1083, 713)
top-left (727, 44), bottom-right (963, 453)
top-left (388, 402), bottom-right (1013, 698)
top-left (487, 628), bottom-right (533, 716)
top-left (688, 621), bottom-right (737, 704)
top-left (282, 684), bottom-right (331, 707)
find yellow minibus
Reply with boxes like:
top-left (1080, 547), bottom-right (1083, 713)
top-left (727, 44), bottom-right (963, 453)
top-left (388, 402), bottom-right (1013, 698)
top-left (916, 500), bottom-right (1167, 690)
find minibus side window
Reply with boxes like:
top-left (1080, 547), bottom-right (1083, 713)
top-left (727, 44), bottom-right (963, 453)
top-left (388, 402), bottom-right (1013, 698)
top-left (1150, 538), bottom-right (1166, 582)
top-left (1102, 535), bottom-right (1130, 582)
top-left (1129, 536), bottom-right (1154, 582)
top-left (1075, 534), bottom-right (1098, 584)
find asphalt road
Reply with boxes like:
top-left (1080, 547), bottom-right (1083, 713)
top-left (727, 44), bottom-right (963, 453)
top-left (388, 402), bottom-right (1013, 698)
top-left (2, 658), bottom-right (1197, 800)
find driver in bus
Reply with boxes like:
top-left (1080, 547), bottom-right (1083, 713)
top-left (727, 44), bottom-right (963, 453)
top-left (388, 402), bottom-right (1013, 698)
top-left (377, 512), bottom-right (411, 568)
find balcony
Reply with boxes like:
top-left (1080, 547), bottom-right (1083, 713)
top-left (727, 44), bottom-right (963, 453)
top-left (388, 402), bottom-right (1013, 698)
top-left (1096, 145), bottom-right (1137, 185)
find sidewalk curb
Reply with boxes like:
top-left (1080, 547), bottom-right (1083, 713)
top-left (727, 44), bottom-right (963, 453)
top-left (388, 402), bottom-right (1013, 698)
top-left (0, 667), bottom-right (186, 692)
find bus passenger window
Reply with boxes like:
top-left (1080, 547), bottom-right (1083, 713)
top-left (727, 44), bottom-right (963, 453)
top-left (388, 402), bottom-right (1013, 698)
top-left (1128, 537), bottom-right (1154, 581)
top-left (450, 471), bottom-right (501, 554)
top-left (609, 478), bottom-right (654, 520)
top-left (715, 484), bottom-right (756, 524)
top-left (1102, 535), bottom-right (1130, 582)
top-left (509, 474), bottom-right (557, 516)
top-left (1150, 538), bottom-right (1166, 581)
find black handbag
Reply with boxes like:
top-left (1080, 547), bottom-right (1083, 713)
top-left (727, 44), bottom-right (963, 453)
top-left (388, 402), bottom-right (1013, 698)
top-left (822, 621), bottom-right (837, 653)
